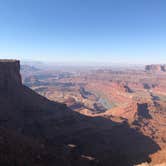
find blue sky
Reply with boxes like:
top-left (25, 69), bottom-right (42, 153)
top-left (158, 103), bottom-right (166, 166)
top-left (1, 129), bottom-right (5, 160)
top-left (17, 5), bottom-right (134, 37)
top-left (0, 0), bottom-right (166, 64)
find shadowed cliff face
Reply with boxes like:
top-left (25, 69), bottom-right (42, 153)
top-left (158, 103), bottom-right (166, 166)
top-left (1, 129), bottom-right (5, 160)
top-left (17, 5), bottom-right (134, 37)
top-left (137, 103), bottom-right (152, 119)
top-left (0, 60), bottom-right (21, 92)
top-left (0, 60), bottom-right (160, 166)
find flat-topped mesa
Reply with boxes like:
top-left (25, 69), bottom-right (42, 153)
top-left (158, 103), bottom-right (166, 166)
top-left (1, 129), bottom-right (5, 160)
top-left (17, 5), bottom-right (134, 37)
top-left (0, 59), bottom-right (19, 62)
top-left (145, 64), bottom-right (166, 72)
top-left (161, 65), bottom-right (166, 71)
top-left (0, 60), bottom-right (22, 91)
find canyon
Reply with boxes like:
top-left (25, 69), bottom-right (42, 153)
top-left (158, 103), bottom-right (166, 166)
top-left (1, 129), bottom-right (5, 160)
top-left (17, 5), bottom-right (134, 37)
top-left (0, 60), bottom-right (166, 165)
top-left (21, 62), bottom-right (166, 165)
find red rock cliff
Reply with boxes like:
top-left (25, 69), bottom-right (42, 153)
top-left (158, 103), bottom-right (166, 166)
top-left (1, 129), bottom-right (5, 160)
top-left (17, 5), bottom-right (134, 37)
top-left (0, 60), bottom-right (22, 91)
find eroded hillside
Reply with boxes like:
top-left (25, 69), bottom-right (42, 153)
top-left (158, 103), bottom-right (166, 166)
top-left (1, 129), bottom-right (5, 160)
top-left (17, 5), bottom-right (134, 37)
top-left (22, 64), bottom-right (166, 165)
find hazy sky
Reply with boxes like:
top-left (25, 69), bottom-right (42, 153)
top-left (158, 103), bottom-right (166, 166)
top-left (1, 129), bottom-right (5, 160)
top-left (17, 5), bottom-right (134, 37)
top-left (0, 0), bottom-right (166, 64)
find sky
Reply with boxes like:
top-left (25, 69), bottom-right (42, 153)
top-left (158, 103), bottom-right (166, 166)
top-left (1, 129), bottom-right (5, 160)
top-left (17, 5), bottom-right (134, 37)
top-left (0, 0), bottom-right (166, 64)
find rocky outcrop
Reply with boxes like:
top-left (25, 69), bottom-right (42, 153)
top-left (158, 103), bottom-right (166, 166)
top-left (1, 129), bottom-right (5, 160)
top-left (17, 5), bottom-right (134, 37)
top-left (0, 60), bottom-right (22, 91)
top-left (161, 65), bottom-right (166, 71)
top-left (145, 65), bottom-right (166, 72)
